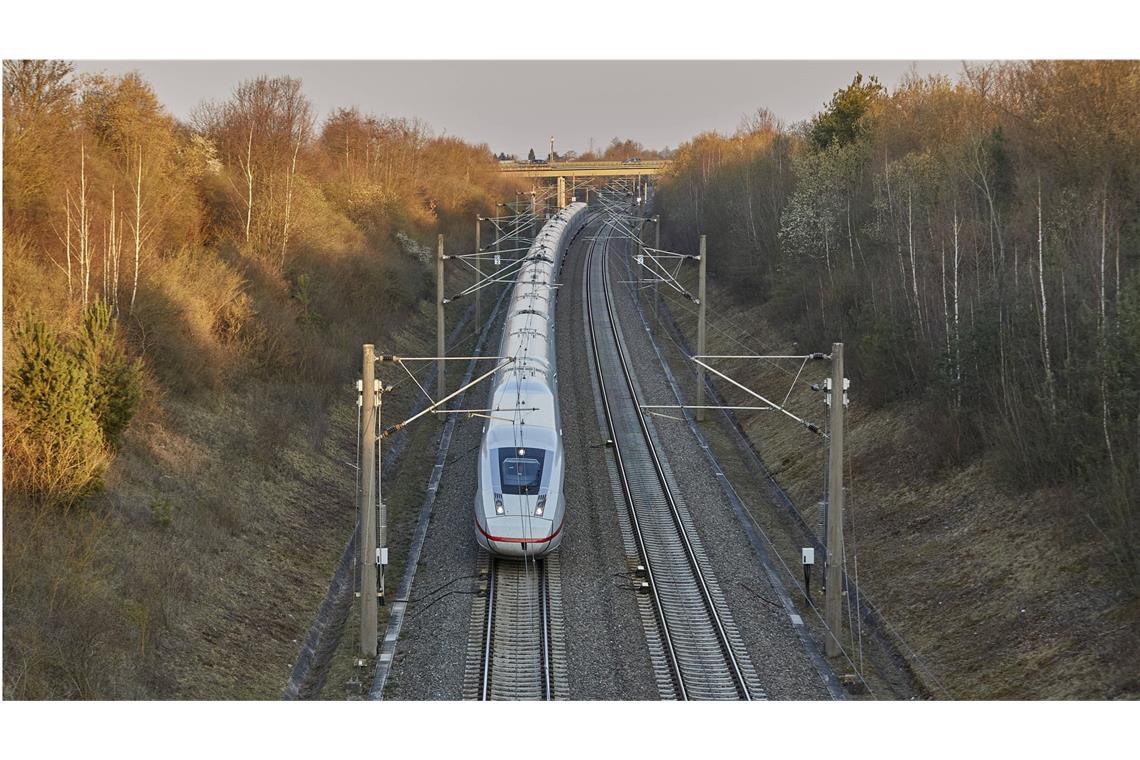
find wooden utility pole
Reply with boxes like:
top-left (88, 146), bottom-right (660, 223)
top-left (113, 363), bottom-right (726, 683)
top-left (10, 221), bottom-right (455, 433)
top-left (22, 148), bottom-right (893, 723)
top-left (437, 234), bottom-right (446, 400)
top-left (530, 191), bottom-right (537, 240)
top-left (633, 222), bottom-right (643, 316)
top-left (475, 217), bottom-right (482, 343)
top-left (825, 342), bottom-right (846, 658)
top-left (359, 344), bottom-right (378, 658)
top-left (377, 380), bottom-right (386, 606)
top-left (696, 235), bottom-right (708, 421)
top-left (557, 176), bottom-right (566, 209)
top-left (653, 216), bottom-right (661, 335)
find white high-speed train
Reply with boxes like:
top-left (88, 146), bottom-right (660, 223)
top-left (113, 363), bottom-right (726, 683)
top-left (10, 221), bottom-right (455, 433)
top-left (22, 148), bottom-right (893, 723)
top-left (474, 202), bottom-right (588, 557)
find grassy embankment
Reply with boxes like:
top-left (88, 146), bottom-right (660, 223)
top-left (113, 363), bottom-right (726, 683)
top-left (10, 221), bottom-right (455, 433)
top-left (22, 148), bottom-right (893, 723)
top-left (3, 224), bottom-right (451, 697)
top-left (656, 268), bottom-right (1140, 699)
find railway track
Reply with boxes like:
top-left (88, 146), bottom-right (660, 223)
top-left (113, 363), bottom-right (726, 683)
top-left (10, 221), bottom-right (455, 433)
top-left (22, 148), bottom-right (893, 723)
top-left (586, 221), bottom-right (764, 700)
top-left (463, 554), bottom-right (566, 700)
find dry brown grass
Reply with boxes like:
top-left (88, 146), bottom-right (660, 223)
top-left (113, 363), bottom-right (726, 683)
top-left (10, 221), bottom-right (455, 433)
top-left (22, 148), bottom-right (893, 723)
top-left (3, 217), bottom-right (457, 698)
top-left (3, 71), bottom-right (521, 698)
top-left (3, 191), bottom-right (510, 698)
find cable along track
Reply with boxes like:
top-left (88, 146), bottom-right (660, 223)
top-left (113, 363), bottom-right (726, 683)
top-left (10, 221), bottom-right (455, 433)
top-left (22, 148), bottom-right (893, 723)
top-left (586, 226), bottom-right (763, 701)
top-left (464, 554), bottom-right (565, 700)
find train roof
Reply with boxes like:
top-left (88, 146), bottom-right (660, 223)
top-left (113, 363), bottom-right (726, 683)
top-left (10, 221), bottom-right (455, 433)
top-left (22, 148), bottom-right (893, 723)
top-left (485, 202), bottom-right (586, 444)
top-left (488, 376), bottom-right (555, 429)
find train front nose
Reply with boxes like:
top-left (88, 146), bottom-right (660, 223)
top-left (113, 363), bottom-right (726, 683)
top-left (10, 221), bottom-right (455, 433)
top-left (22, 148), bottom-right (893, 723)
top-left (477, 515), bottom-right (560, 557)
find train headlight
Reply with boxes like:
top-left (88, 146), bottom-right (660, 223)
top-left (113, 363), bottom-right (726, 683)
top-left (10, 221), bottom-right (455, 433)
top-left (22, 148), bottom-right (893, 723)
top-left (494, 493), bottom-right (504, 515)
top-left (534, 494), bottom-right (547, 516)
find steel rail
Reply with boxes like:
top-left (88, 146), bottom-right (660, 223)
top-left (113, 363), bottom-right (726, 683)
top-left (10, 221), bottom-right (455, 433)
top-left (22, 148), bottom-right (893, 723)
top-left (585, 231), bottom-right (687, 699)
top-left (479, 558), bottom-right (496, 701)
top-left (540, 561), bottom-right (552, 701)
top-left (585, 220), bottom-right (753, 701)
top-left (477, 557), bottom-right (553, 701)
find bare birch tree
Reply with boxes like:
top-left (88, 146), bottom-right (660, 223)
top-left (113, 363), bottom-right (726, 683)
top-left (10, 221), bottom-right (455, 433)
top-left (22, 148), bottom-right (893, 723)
top-left (280, 136), bottom-right (300, 268)
top-left (129, 147), bottom-right (143, 314)
top-left (79, 144), bottom-right (90, 307)
top-left (1037, 175), bottom-right (1056, 415)
top-left (65, 187), bottom-right (73, 299)
top-left (241, 127), bottom-right (253, 244)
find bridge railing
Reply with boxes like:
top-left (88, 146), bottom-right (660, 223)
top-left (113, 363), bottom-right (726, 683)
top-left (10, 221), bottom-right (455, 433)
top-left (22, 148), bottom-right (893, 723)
top-left (497, 160), bottom-right (671, 173)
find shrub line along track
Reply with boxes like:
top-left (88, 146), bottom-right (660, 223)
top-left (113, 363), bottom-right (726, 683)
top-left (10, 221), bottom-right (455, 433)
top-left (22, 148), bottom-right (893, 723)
top-left (586, 220), bottom-right (763, 700)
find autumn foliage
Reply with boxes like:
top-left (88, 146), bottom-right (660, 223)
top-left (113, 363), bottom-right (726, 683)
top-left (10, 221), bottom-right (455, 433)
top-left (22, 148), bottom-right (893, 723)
top-left (656, 62), bottom-right (1140, 586)
top-left (2, 60), bottom-right (520, 697)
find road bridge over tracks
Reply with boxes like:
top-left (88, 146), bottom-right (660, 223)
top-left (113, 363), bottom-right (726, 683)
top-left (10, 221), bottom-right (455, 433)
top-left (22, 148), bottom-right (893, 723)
top-left (498, 160), bottom-right (672, 207)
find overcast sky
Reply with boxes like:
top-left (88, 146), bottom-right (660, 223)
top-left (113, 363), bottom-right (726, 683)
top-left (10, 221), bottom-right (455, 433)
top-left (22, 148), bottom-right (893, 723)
top-left (73, 60), bottom-right (970, 157)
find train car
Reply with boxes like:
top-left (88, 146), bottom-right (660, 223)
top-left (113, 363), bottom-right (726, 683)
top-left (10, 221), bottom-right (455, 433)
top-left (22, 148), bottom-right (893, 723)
top-left (474, 202), bottom-right (589, 557)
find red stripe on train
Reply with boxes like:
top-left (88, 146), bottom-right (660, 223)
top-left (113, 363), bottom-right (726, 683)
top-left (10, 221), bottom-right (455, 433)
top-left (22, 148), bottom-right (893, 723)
top-left (475, 519), bottom-right (563, 544)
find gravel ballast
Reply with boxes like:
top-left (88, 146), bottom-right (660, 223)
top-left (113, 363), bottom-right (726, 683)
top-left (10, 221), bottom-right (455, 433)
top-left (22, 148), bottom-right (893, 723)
top-left (603, 231), bottom-right (836, 700)
top-left (554, 223), bottom-right (661, 700)
top-left (381, 214), bottom-right (835, 700)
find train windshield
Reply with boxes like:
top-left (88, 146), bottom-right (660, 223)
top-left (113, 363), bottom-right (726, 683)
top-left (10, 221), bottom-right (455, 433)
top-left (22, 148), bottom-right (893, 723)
top-left (497, 448), bottom-right (547, 495)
